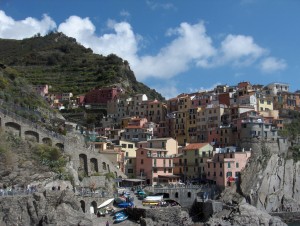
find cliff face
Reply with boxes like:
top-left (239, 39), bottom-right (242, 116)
top-left (240, 141), bottom-right (300, 213)
top-left (0, 190), bottom-right (92, 226)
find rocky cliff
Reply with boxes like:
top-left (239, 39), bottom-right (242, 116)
top-left (205, 202), bottom-right (287, 226)
top-left (0, 190), bottom-right (92, 226)
top-left (240, 153), bottom-right (300, 213)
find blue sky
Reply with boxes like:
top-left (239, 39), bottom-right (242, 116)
top-left (0, 0), bottom-right (299, 99)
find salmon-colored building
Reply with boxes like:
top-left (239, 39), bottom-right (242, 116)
top-left (136, 138), bottom-right (179, 185)
top-left (205, 147), bottom-right (251, 187)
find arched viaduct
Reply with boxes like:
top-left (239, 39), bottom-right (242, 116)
top-left (0, 108), bottom-right (126, 179)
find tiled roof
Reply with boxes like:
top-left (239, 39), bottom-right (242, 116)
top-left (125, 125), bottom-right (142, 129)
top-left (183, 143), bottom-right (209, 150)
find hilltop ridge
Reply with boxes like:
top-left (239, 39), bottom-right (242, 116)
top-left (0, 32), bottom-right (164, 101)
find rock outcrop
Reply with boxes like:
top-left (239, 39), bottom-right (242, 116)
top-left (240, 154), bottom-right (300, 212)
top-left (206, 202), bottom-right (287, 226)
top-left (0, 190), bottom-right (92, 226)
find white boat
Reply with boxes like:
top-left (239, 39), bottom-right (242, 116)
top-left (97, 198), bottom-right (114, 209)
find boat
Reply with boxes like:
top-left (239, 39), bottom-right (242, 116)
top-left (118, 201), bottom-right (134, 208)
top-left (97, 198), bottom-right (114, 209)
top-left (114, 213), bottom-right (128, 223)
top-left (114, 210), bottom-right (126, 218)
top-left (114, 196), bottom-right (126, 204)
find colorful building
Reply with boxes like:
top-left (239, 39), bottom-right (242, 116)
top-left (205, 147), bottom-right (251, 187)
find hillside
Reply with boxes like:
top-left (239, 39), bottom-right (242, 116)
top-left (0, 32), bottom-right (164, 101)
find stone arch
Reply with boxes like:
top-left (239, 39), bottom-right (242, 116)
top-left (80, 200), bottom-right (85, 213)
top-left (79, 154), bottom-right (88, 176)
top-left (24, 130), bottom-right (39, 142)
top-left (42, 137), bottom-right (52, 146)
top-left (102, 162), bottom-right (107, 170)
top-left (5, 122), bottom-right (21, 136)
top-left (55, 143), bottom-right (64, 151)
top-left (90, 201), bottom-right (97, 214)
top-left (175, 192), bottom-right (179, 198)
top-left (90, 158), bottom-right (99, 173)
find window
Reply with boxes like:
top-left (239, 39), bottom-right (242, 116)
top-left (208, 163), bottom-right (210, 168)
top-left (126, 152), bottom-right (128, 157)
top-left (236, 162), bottom-right (239, 168)
top-left (168, 168), bottom-right (172, 173)
top-left (127, 169), bottom-right (133, 173)
top-left (141, 151), bottom-right (144, 155)
top-left (175, 192), bottom-right (178, 198)
top-left (162, 142), bottom-right (165, 148)
top-left (213, 172), bottom-right (216, 176)
top-left (128, 144), bottom-right (134, 148)
top-left (188, 192), bottom-right (191, 198)
top-left (141, 159), bottom-right (144, 164)
top-left (228, 162), bottom-right (231, 168)
top-left (220, 163), bottom-right (223, 168)
top-left (153, 168), bottom-right (157, 173)
top-left (226, 172), bottom-right (232, 177)
top-left (214, 163), bottom-right (216, 168)
top-left (122, 144), bottom-right (127, 148)
top-left (129, 159), bottom-right (132, 164)
top-left (220, 172), bottom-right (223, 177)
top-left (164, 168), bottom-right (166, 173)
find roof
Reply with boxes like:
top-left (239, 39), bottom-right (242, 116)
top-left (158, 175), bottom-right (181, 178)
top-left (183, 143), bottom-right (209, 150)
top-left (148, 137), bottom-right (173, 141)
top-left (125, 125), bottom-right (142, 129)
top-left (137, 147), bottom-right (168, 152)
top-left (122, 178), bottom-right (145, 182)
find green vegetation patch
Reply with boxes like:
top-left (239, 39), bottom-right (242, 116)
top-left (33, 144), bottom-right (68, 175)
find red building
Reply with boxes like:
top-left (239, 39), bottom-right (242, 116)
top-left (85, 87), bottom-right (123, 105)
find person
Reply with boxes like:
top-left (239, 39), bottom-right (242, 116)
top-left (106, 221), bottom-right (109, 226)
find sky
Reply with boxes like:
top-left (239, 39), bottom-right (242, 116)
top-left (0, 0), bottom-right (299, 99)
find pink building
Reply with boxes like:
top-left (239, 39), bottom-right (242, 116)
top-left (135, 147), bottom-right (179, 185)
top-left (205, 147), bottom-right (251, 187)
top-left (35, 84), bottom-right (48, 97)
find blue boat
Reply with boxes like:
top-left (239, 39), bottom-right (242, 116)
top-left (114, 213), bottom-right (128, 223)
top-left (117, 201), bottom-right (134, 208)
top-left (114, 211), bottom-right (126, 218)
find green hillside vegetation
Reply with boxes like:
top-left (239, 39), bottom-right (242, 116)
top-left (0, 32), bottom-right (164, 101)
top-left (278, 110), bottom-right (300, 161)
top-left (0, 63), bottom-right (56, 122)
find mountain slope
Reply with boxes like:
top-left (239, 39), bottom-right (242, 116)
top-left (0, 32), bottom-right (164, 100)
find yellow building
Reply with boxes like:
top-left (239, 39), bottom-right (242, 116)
top-left (257, 96), bottom-right (274, 112)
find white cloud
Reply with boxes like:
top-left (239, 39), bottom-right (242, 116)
top-left (260, 57), bottom-right (287, 73)
top-left (0, 10), bottom-right (56, 39)
top-left (120, 10), bottom-right (130, 18)
top-left (153, 81), bottom-right (179, 99)
top-left (134, 22), bottom-right (216, 79)
top-left (146, 1), bottom-right (176, 10)
top-left (217, 34), bottom-right (267, 66)
top-left (58, 17), bottom-right (139, 65)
